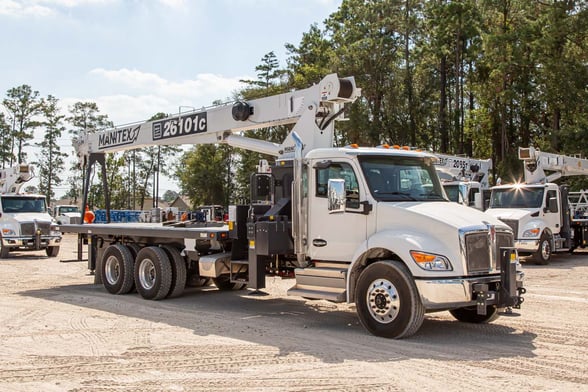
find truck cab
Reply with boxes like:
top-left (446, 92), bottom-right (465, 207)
top-left (0, 194), bottom-right (61, 257)
top-left (53, 205), bottom-right (82, 225)
top-left (485, 183), bottom-right (567, 264)
top-left (442, 180), bottom-right (484, 210)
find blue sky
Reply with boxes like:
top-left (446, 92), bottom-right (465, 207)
top-left (0, 0), bottom-right (342, 197)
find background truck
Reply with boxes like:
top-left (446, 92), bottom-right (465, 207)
top-left (434, 153), bottom-right (492, 210)
top-left (485, 147), bottom-right (588, 264)
top-left (60, 74), bottom-right (524, 338)
top-left (0, 164), bottom-right (61, 257)
top-left (53, 205), bottom-right (82, 225)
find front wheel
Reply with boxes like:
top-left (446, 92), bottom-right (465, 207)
top-left (449, 305), bottom-right (499, 323)
top-left (46, 246), bottom-right (60, 257)
top-left (0, 241), bottom-right (10, 258)
top-left (355, 260), bottom-right (425, 339)
top-left (533, 233), bottom-right (552, 265)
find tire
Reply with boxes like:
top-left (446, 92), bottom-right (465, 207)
top-left (101, 244), bottom-right (135, 295)
top-left (126, 243), bottom-right (141, 259)
top-left (124, 244), bottom-right (142, 292)
top-left (0, 241), bottom-right (10, 258)
top-left (355, 260), bottom-right (425, 339)
top-left (449, 305), bottom-right (499, 323)
top-left (533, 233), bottom-right (552, 265)
top-left (46, 246), bottom-right (60, 257)
top-left (161, 245), bottom-right (187, 298)
top-left (134, 246), bottom-right (172, 300)
top-left (212, 275), bottom-right (246, 291)
top-left (186, 276), bottom-right (212, 288)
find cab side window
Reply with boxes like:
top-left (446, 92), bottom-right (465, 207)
top-left (316, 162), bottom-right (360, 208)
top-left (546, 190), bottom-right (558, 212)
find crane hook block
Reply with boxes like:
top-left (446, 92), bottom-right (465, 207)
top-left (232, 101), bottom-right (252, 121)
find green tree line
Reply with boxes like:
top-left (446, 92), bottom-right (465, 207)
top-left (3, 0), bottom-right (587, 209)
top-left (180, 0), bottom-right (588, 206)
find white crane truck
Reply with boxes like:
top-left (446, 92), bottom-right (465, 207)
top-left (434, 153), bottom-right (492, 210)
top-left (53, 205), bottom-right (82, 225)
top-left (0, 164), bottom-right (61, 257)
top-left (485, 147), bottom-right (588, 264)
top-left (59, 74), bottom-right (525, 338)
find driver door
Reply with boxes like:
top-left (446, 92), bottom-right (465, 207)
top-left (306, 159), bottom-right (368, 261)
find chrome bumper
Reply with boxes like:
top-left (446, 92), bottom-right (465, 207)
top-left (415, 271), bottom-right (525, 310)
top-left (514, 239), bottom-right (539, 253)
top-left (1, 235), bottom-right (62, 248)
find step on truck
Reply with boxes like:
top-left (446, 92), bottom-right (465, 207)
top-left (60, 74), bottom-right (525, 338)
top-left (485, 147), bottom-right (588, 264)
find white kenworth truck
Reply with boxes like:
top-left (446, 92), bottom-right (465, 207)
top-left (486, 147), bottom-right (588, 265)
top-left (60, 74), bottom-right (525, 338)
top-left (0, 164), bottom-right (62, 257)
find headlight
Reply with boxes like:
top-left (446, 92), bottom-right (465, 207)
top-left (522, 227), bottom-right (541, 238)
top-left (410, 250), bottom-right (453, 271)
top-left (1, 228), bottom-right (16, 236)
top-left (50, 224), bottom-right (60, 233)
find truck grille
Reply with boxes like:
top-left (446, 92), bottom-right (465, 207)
top-left (499, 219), bottom-right (519, 238)
top-left (20, 221), bottom-right (51, 236)
top-left (463, 230), bottom-right (514, 273)
top-left (69, 216), bottom-right (82, 224)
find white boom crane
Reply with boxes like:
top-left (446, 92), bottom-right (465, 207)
top-left (0, 164), bottom-right (34, 194)
top-left (433, 153), bottom-right (492, 188)
top-left (76, 73), bottom-right (360, 267)
top-left (61, 73), bottom-right (526, 339)
top-left (485, 146), bottom-right (588, 264)
top-left (519, 146), bottom-right (588, 184)
top-left (75, 74), bottom-right (360, 164)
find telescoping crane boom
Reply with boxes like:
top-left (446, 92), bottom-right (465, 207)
top-left (433, 153), bottom-right (492, 209)
top-left (62, 73), bottom-right (524, 339)
top-left (519, 146), bottom-right (588, 184)
top-left (77, 73), bottom-right (360, 229)
top-left (76, 74), bottom-right (359, 162)
top-left (433, 153), bottom-right (492, 188)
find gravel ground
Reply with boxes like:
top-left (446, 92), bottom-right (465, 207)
top-left (0, 233), bottom-right (587, 391)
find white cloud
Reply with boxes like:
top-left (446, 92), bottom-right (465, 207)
top-left (0, 0), bottom-right (115, 17)
top-left (86, 68), bottom-right (247, 124)
top-left (157, 0), bottom-right (185, 8)
top-left (0, 0), bottom-right (55, 16)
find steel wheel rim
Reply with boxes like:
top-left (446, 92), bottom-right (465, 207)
top-left (366, 278), bottom-right (400, 324)
top-left (541, 240), bottom-right (551, 260)
top-left (138, 259), bottom-right (156, 290)
top-left (104, 255), bottom-right (120, 285)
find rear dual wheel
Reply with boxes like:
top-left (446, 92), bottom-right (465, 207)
top-left (134, 246), bottom-right (173, 300)
top-left (101, 244), bottom-right (135, 295)
top-left (161, 245), bottom-right (187, 298)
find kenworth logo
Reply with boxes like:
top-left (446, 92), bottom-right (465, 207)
top-left (98, 126), bottom-right (140, 149)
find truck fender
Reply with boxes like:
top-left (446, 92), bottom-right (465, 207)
top-left (346, 229), bottom-right (453, 303)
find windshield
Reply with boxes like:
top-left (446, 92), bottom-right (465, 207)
top-left (1, 196), bottom-right (47, 213)
top-left (490, 187), bottom-right (544, 208)
top-left (443, 184), bottom-right (461, 202)
top-left (359, 155), bottom-right (447, 202)
top-left (58, 206), bottom-right (79, 214)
